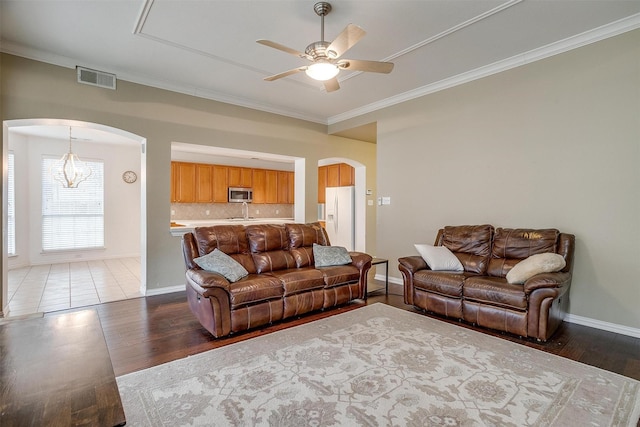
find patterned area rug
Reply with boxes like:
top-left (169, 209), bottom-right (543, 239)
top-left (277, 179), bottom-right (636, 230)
top-left (117, 304), bottom-right (640, 426)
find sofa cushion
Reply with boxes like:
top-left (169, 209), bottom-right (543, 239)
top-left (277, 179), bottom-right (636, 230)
top-left (441, 225), bottom-right (493, 274)
top-left (463, 276), bottom-right (527, 310)
top-left (317, 264), bottom-right (360, 288)
top-left (414, 244), bottom-right (463, 271)
top-left (227, 274), bottom-right (284, 308)
top-left (193, 248), bottom-right (249, 283)
top-left (488, 228), bottom-right (560, 277)
top-left (246, 224), bottom-right (296, 273)
top-left (269, 267), bottom-right (325, 296)
top-left (413, 270), bottom-right (467, 298)
top-left (313, 244), bottom-right (352, 267)
top-left (193, 225), bottom-right (256, 274)
top-left (286, 223), bottom-right (328, 267)
top-left (506, 253), bottom-right (566, 284)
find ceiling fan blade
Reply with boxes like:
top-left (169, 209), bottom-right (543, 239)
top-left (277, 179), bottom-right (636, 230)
top-left (338, 59), bottom-right (394, 74)
top-left (256, 39), bottom-right (308, 59)
top-left (264, 67), bottom-right (307, 82)
top-left (326, 24), bottom-right (366, 58)
top-left (324, 77), bottom-right (340, 92)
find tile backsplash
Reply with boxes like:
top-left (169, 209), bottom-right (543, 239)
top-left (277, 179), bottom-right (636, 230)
top-left (171, 203), bottom-right (294, 220)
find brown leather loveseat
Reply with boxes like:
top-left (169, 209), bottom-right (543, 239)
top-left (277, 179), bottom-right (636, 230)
top-left (398, 225), bottom-right (575, 341)
top-left (182, 222), bottom-right (372, 337)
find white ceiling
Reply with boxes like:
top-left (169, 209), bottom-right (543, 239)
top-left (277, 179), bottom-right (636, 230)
top-left (1, 0), bottom-right (640, 128)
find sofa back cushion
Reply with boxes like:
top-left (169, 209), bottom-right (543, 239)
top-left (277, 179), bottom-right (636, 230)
top-left (286, 223), bottom-right (330, 267)
top-left (246, 224), bottom-right (296, 273)
top-left (439, 225), bottom-right (493, 274)
top-left (487, 228), bottom-right (560, 277)
top-left (193, 225), bottom-right (256, 274)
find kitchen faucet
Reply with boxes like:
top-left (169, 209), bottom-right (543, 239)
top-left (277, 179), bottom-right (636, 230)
top-left (242, 201), bottom-right (249, 220)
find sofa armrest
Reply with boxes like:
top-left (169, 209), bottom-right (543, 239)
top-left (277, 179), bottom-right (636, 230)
top-left (523, 272), bottom-right (572, 294)
top-left (186, 269), bottom-right (231, 293)
top-left (398, 256), bottom-right (428, 274)
top-left (349, 251), bottom-right (373, 270)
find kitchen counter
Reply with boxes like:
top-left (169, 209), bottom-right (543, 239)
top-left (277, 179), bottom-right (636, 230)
top-left (170, 218), bottom-right (295, 236)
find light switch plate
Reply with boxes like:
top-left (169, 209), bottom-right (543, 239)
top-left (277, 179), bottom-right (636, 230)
top-left (382, 197), bottom-right (391, 205)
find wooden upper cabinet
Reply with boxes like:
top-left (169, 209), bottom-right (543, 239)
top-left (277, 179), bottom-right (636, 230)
top-left (252, 169), bottom-right (267, 204)
top-left (265, 170), bottom-right (278, 204)
top-left (318, 166), bottom-right (327, 203)
top-left (170, 162), bottom-right (296, 205)
top-left (277, 171), bottom-right (289, 204)
top-left (287, 171), bottom-right (295, 204)
top-left (212, 165), bottom-right (228, 203)
top-left (327, 164), bottom-right (340, 187)
top-left (170, 162), bottom-right (178, 202)
top-left (172, 162), bottom-right (196, 203)
top-left (339, 163), bottom-right (355, 186)
top-left (195, 164), bottom-right (213, 203)
top-left (228, 167), bottom-right (253, 188)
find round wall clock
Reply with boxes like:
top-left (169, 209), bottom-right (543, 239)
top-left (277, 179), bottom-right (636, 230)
top-left (122, 170), bottom-right (137, 184)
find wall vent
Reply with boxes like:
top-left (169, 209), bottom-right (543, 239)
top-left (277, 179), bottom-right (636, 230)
top-left (76, 66), bottom-right (117, 90)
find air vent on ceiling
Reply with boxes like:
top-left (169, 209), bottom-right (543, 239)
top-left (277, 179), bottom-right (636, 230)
top-left (76, 66), bottom-right (116, 90)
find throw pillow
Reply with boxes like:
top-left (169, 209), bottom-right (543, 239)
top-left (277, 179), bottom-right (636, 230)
top-left (313, 243), bottom-right (352, 267)
top-left (414, 244), bottom-right (464, 272)
top-left (194, 248), bottom-right (249, 282)
top-left (506, 252), bottom-right (566, 284)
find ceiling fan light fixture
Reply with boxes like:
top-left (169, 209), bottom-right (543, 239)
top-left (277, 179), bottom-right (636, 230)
top-left (305, 62), bottom-right (339, 81)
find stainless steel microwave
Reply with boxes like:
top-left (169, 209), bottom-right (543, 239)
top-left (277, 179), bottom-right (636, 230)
top-left (228, 187), bottom-right (253, 203)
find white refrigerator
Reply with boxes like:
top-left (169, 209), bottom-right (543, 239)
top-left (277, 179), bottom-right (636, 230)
top-left (325, 186), bottom-right (355, 251)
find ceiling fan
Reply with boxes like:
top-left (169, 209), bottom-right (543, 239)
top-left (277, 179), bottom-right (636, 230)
top-left (257, 1), bottom-right (394, 92)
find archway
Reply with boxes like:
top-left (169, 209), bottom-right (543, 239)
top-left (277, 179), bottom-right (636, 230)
top-left (2, 118), bottom-right (147, 317)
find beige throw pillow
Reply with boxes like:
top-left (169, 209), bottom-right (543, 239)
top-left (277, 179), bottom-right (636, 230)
top-left (414, 244), bottom-right (463, 272)
top-left (506, 253), bottom-right (566, 284)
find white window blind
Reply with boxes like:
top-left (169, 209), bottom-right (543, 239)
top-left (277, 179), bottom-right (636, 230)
top-left (8, 152), bottom-right (15, 255)
top-left (41, 156), bottom-right (104, 251)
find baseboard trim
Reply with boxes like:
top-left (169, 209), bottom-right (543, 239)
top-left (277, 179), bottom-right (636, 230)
top-left (145, 284), bottom-right (185, 297)
top-left (564, 314), bottom-right (640, 339)
top-left (383, 274), bottom-right (640, 339)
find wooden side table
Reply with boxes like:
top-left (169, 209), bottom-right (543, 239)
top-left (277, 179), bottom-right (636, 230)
top-left (368, 257), bottom-right (389, 297)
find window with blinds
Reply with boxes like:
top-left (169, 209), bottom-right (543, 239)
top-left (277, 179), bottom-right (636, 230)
top-left (41, 156), bottom-right (105, 251)
top-left (8, 152), bottom-right (15, 255)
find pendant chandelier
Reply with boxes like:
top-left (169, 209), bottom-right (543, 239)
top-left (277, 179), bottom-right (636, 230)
top-left (50, 127), bottom-right (92, 188)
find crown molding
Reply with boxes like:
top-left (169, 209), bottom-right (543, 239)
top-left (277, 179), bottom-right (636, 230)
top-left (328, 12), bottom-right (640, 125)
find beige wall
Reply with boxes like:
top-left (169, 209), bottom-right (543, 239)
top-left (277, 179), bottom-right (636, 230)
top-left (363, 29), bottom-right (639, 330)
top-left (0, 54), bottom-right (377, 304)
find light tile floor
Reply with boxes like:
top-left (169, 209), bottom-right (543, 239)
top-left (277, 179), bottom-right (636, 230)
top-left (7, 258), bottom-right (142, 317)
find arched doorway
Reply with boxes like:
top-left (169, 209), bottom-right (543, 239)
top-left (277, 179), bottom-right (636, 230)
top-left (1, 119), bottom-right (147, 317)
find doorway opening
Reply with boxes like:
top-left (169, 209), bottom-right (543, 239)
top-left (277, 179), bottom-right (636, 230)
top-left (2, 119), bottom-right (147, 317)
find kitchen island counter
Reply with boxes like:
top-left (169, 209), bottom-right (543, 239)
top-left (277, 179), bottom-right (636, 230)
top-left (170, 218), bottom-right (295, 236)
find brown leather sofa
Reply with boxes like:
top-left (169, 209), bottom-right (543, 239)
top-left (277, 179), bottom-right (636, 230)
top-left (182, 222), bottom-right (372, 337)
top-left (398, 225), bottom-right (575, 341)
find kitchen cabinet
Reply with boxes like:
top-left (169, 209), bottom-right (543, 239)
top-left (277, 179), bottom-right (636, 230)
top-left (252, 169), bottom-right (267, 203)
top-left (327, 164), bottom-right (340, 187)
top-left (212, 165), bottom-right (228, 203)
top-left (318, 166), bottom-right (327, 203)
top-left (265, 170), bottom-right (278, 204)
top-left (171, 162), bottom-right (197, 203)
top-left (170, 162), bottom-right (294, 205)
top-left (287, 171), bottom-right (295, 203)
top-left (196, 164), bottom-right (213, 203)
top-left (228, 167), bottom-right (253, 188)
top-left (339, 163), bottom-right (355, 186)
top-left (318, 163), bottom-right (354, 203)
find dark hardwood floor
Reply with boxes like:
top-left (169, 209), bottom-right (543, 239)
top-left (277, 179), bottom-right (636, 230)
top-left (47, 282), bottom-right (640, 382)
